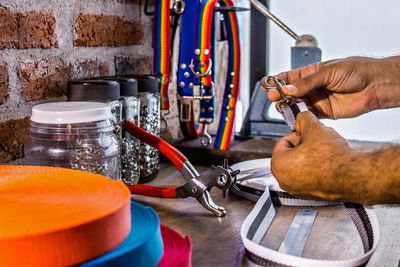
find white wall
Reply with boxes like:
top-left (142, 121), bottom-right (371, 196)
top-left (268, 0), bottom-right (400, 142)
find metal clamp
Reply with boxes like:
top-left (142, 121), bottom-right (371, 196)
top-left (189, 59), bottom-right (213, 78)
top-left (262, 75), bottom-right (296, 114)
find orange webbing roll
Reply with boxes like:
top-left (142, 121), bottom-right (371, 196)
top-left (0, 165), bottom-right (131, 267)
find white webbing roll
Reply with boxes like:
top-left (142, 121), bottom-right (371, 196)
top-left (232, 158), bottom-right (380, 267)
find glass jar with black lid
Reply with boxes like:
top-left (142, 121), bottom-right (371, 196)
top-left (102, 77), bottom-right (141, 185)
top-left (129, 75), bottom-right (160, 183)
top-left (67, 80), bottom-right (122, 179)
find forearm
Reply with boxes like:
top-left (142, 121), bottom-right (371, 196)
top-left (338, 145), bottom-right (400, 205)
top-left (371, 56), bottom-right (400, 110)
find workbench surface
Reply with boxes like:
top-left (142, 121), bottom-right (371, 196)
top-left (132, 163), bottom-right (400, 267)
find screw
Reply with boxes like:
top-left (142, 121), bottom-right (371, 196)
top-left (217, 173), bottom-right (227, 186)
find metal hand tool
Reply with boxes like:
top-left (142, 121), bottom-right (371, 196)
top-left (124, 120), bottom-right (239, 217)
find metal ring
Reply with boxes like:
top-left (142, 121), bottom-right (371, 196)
top-left (173, 0), bottom-right (186, 14)
top-left (189, 59), bottom-right (212, 78)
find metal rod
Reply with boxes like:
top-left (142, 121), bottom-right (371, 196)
top-left (249, 0), bottom-right (299, 40)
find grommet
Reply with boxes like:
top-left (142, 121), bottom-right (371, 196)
top-left (180, 82), bottom-right (185, 88)
top-left (163, 77), bottom-right (169, 82)
top-left (184, 72), bottom-right (190, 78)
top-left (231, 72), bottom-right (235, 76)
top-left (204, 49), bottom-right (209, 55)
top-left (228, 94), bottom-right (232, 98)
top-left (180, 64), bottom-right (187, 69)
top-left (230, 84), bottom-right (234, 88)
top-left (194, 49), bottom-right (201, 55)
top-left (189, 83), bottom-right (194, 88)
top-left (163, 97), bottom-right (168, 102)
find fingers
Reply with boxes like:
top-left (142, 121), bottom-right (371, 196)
top-left (295, 111), bottom-right (321, 135)
top-left (267, 89), bottom-right (281, 101)
top-left (272, 132), bottom-right (301, 155)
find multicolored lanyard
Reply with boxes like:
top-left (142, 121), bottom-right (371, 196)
top-left (177, 0), bottom-right (241, 150)
top-left (153, 0), bottom-right (171, 111)
top-left (213, 0), bottom-right (240, 150)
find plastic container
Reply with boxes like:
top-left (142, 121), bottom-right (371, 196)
top-left (104, 77), bottom-right (141, 185)
top-left (133, 76), bottom-right (160, 183)
top-left (24, 102), bottom-right (119, 180)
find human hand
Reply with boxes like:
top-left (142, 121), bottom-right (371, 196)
top-left (264, 56), bottom-right (400, 119)
top-left (270, 111), bottom-right (360, 202)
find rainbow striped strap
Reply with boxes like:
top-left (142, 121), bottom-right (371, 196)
top-left (177, 0), bottom-right (217, 139)
top-left (213, 0), bottom-right (241, 150)
top-left (153, 0), bottom-right (171, 111)
top-left (191, 0), bottom-right (218, 123)
top-left (177, 0), bottom-right (241, 150)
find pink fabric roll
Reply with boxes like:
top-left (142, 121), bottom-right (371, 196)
top-left (157, 224), bottom-right (192, 267)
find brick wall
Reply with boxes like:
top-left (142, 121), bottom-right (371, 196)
top-left (0, 0), bottom-right (153, 162)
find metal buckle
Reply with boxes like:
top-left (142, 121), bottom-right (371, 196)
top-left (178, 97), bottom-right (193, 122)
top-left (189, 59), bottom-right (212, 78)
top-left (178, 82), bottom-right (215, 122)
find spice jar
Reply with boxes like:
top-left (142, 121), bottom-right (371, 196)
top-left (24, 102), bottom-right (119, 180)
top-left (104, 77), bottom-right (141, 185)
top-left (134, 75), bottom-right (160, 183)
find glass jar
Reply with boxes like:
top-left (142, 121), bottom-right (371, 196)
top-left (67, 80), bottom-right (122, 179)
top-left (67, 80), bottom-right (122, 140)
top-left (105, 77), bottom-right (141, 185)
top-left (24, 102), bottom-right (119, 180)
top-left (135, 76), bottom-right (160, 183)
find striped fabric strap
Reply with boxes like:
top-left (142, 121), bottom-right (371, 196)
top-left (234, 184), bottom-right (380, 267)
top-left (153, 0), bottom-right (171, 111)
top-left (178, 0), bottom-right (241, 150)
top-left (213, 0), bottom-right (240, 150)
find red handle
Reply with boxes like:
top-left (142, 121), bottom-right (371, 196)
top-left (128, 184), bottom-right (176, 198)
top-left (124, 121), bottom-right (188, 171)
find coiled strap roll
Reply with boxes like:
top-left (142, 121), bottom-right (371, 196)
top-left (0, 165), bottom-right (131, 267)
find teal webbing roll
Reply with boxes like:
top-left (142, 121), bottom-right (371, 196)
top-left (79, 201), bottom-right (163, 267)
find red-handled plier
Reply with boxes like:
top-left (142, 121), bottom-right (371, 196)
top-left (124, 120), bottom-right (239, 217)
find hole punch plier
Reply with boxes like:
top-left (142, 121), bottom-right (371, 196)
top-left (124, 121), bottom-right (239, 217)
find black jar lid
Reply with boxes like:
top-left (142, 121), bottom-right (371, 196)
top-left (67, 80), bottom-right (120, 101)
top-left (122, 75), bottom-right (158, 94)
top-left (98, 77), bottom-right (138, 97)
